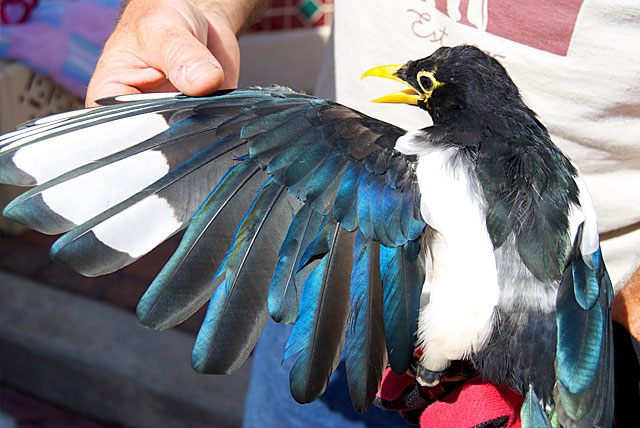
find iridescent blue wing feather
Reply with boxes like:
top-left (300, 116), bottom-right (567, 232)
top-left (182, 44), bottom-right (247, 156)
top-left (193, 179), bottom-right (298, 374)
top-left (345, 230), bottom-right (386, 412)
top-left (333, 162), bottom-right (360, 231)
top-left (521, 385), bottom-right (553, 428)
top-left (380, 240), bottom-right (424, 374)
top-left (268, 204), bottom-right (324, 324)
top-left (284, 220), bottom-right (354, 403)
top-left (553, 226), bottom-right (614, 428)
top-left (0, 88), bottom-right (426, 409)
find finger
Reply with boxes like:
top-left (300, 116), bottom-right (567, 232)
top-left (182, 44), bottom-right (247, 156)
top-left (86, 51), bottom-right (167, 107)
top-left (86, 75), bottom-right (180, 107)
top-left (204, 18), bottom-right (240, 90)
top-left (154, 26), bottom-right (225, 96)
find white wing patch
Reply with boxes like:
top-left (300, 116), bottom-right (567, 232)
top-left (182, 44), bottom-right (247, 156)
top-left (11, 113), bottom-right (170, 184)
top-left (395, 131), bottom-right (499, 370)
top-left (42, 150), bottom-right (171, 226)
top-left (92, 194), bottom-right (181, 258)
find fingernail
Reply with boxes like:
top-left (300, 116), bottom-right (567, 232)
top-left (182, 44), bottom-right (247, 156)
top-left (182, 59), bottom-right (219, 86)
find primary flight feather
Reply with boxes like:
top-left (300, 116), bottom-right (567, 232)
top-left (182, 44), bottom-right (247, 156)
top-left (0, 45), bottom-right (613, 427)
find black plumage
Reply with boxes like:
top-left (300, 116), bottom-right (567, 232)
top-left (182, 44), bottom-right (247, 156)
top-left (369, 45), bottom-right (611, 426)
top-left (403, 46), bottom-right (580, 281)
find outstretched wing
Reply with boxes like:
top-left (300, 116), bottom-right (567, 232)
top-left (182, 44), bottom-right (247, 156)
top-left (0, 88), bottom-right (426, 411)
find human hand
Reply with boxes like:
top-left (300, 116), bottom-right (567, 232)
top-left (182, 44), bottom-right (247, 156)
top-left (85, 0), bottom-right (242, 107)
top-left (612, 266), bottom-right (640, 341)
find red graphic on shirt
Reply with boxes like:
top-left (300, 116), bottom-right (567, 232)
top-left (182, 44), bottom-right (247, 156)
top-left (407, 8), bottom-right (505, 60)
top-left (407, 9), bottom-right (450, 46)
top-left (429, 0), bottom-right (584, 56)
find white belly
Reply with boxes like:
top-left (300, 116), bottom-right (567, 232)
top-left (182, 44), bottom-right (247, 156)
top-left (395, 131), bottom-right (499, 370)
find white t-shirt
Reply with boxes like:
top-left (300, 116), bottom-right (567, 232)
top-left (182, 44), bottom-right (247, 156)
top-left (318, 0), bottom-right (640, 290)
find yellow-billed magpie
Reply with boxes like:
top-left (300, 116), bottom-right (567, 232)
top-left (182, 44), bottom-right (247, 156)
top-left (0, 45), bottom-right (613, 427)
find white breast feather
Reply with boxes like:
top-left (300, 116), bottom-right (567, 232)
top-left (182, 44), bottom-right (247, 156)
top-left (395, 131), bottom-right (499, 371)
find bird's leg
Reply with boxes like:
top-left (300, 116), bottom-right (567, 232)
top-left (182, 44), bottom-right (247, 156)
top-left (414, 364), bottom-right (445, 387)
top-left (409, 358), bottom-right (475, 387)
top-left (407, 349), bottom-right (447, 386)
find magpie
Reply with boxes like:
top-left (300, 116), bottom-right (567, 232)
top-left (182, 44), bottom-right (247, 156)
top-left (0, 45), bottom-right (613, 427)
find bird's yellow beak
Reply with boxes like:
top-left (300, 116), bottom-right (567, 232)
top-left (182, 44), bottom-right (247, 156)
top-left (361, 64), bottom-right (420, 105)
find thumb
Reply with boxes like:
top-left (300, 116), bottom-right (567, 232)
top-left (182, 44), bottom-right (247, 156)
top-left (161, 30), bottom-right (225, 96)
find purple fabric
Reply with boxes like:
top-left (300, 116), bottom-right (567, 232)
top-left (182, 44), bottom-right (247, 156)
top-left (0, 0), bottom-right (120, 98)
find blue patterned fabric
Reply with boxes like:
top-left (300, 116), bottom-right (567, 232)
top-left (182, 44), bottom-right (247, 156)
top-left (244, 320), bottom-right (412, 428)
top-left (0, 0), bottom-right (119, 98)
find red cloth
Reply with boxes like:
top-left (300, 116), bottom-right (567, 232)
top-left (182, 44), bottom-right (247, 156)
top-left (420, 376), bottom-right (523, 428)
top-left (377, 369), bottom-right (416, 401)
top-left (377, 368), bottom-right (524, 428)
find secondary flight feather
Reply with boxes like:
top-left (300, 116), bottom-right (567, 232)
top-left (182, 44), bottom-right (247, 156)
top-left (0, 45), bottom-right (613, 427)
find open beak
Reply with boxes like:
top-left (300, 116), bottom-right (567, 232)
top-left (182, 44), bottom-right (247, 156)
top-left (361, 64), bottom-right (420, 105)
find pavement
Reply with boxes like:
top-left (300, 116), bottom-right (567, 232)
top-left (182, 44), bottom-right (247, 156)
top-left (0, 231), bottom-right (204, 332)
top-left (0, 230), bottom-right (252, 427)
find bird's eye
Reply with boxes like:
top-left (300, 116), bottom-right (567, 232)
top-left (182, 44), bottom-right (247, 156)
top-left (416, 70), bottom-right (440, 94)
top-left (419, 75), bottom-right (433, 92)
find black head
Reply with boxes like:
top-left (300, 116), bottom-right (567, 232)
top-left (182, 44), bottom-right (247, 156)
top-left (362, 45), bottom-right (527, 125)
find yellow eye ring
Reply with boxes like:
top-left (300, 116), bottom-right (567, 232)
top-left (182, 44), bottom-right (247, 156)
top-left (416, 70), bottom-right (442, 94)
